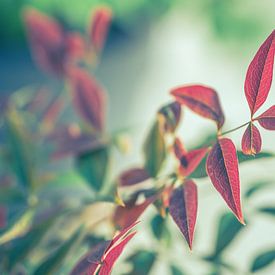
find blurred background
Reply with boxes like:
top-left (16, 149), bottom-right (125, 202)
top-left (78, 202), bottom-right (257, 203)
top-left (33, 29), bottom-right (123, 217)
top-left (1, 0), bottom-right (275, 274)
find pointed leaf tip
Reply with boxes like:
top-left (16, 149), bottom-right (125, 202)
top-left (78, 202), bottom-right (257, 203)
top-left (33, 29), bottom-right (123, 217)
top-left (169, 180), bottom-right (198, 249)
top-left (206, 138), bottom-right (244, 223)
top-left (245, 30), bottom-right (275, 115)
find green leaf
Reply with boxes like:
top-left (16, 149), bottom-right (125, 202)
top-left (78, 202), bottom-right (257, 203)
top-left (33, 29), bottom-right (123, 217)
top-left (251, 249), bottom-right (275, 272)
top-left (75, 146), bottom-right (109, 192)
top-left (4, 111), bottom-right (34, 190)
top-left (212, 213), bottom-right (244, 257)
top-left (258, 207), bottom-right (275, 216)
top-left (33, 226), bottom-right (83, 275)
top-left (245, 181), bottom-right (273, 199)
top-left (190, 151), bottom-right (275, 179)
top-left (150, 214), bottom-right (171, 246)
top-left (125, 250), bottom-right (156, 275)
top-left (143, 120), bottom-right (166, 177)
top-left (0, 209), bottom-right (59, 270)
top-left (170, 264), bottom-right (185, 275)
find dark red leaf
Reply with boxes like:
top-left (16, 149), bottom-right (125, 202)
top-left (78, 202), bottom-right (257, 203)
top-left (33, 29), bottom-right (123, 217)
top-left (244, 30), bottom-right (275, 115)
top-left (241, 123), bottom-right (262, 155)
top-left (113, 196), bottom-right (156, 229)
top-left (158, 101), bottom-right (182, 133)
top-left (206, 138), bottom-right (244, 224)
top-left (173, 138), bottom-right (208, 177)
top-left (169, 180), bottom-right (198, 249)
top-left (99, 231), bottom-right (136, 275)
top-left (90, 6), bottom-right (112, 53)
top-left (118, 168), bottom-right (150, 187)
top-left (68, 67), bottom-right (106, 132)
top-left (70, 222), bottom-right (138, 275)
top-left (256, 105), bottom-right (275, 130)
top-left (171, 85), bottom-right (225, 129)
top-left (70, 241), bottom-right (110, 275)
top-left (0, 206), bottom-right (6, 228)
top-left (23, 8), bottom-right (66, 75)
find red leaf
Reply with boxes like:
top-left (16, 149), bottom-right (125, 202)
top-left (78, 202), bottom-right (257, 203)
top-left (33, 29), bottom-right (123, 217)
top-left (174, 138), bottom-right (208, 177)
top-left (169, 180), bottom-right (198, 249)
top-left (244, 30), bottom-right (275, 115)
top-left (241, 123), bottom-right (262, 155)
top-left (0, 206), bottom-right (6, 228)
top-left (118, 168), bottom-right (150, 187)
top-left (256, 105), bottom-right (275, 130)
top-left (23, 8), bottom-right (66, 75)
top-left (70, 222), bottom-right (137, 275)
top-left (90, 6), bottom-right (112, 53)
top-left (70, 241), bottom-right (111, 275)
top-left (113, 196), bottom-right (156, 229)
top-left (68, 67), bottom-right (106, 132)
top-left (171, 85), bottom-right (225, 129)
top-left (99, 231), bottom-right (136, 275)
top-left (65, 32), bottom-right (86, 60)
top-left (206, 138), bottom-right (244, 224)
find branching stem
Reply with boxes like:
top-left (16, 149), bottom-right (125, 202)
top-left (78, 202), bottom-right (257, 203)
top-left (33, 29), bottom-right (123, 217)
top-left (220, 121), bottom-right (251, 136)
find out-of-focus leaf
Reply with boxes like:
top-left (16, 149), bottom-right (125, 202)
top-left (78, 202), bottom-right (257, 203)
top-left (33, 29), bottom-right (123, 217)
top-left (76, 146), bottom-right (109, 192)
top-left (0, 209), bottom-right (34, 245)
top-left (158, 101), bottom-right (182, 133)
top-left (113, 195), bottom-right (156, 229)
top-left (68, 67), bottom-right (107, 132)
top-left (23, 8), bottom-right (66, 75)
top-left (118, 168), bottom-right (150, 187)
top-left (212, 213), bottom-right (244, 257)
top-left (143, 120), bottom-right (166, 177)
top-left (244, 181), bottom-right (273, 199)
top-left (251, 249), bottom-right (275, 272)
top-left (4, 110), bottom-right (34, 190)
top-left (89, 6), bottom-right (112, 53)
top-left (170, 264), bottom-right (185, 275)
top-left (171, 85), bottom-right (225, 129)
top-left (256, 105), bottom-right (275, 130)
top-left (244, 30), bottom-right (275, 115)
top-left (0, 206), bottom-right (6, 229)
top-left (258, 207), bottom-right (275, 216)
top-left (206, 138), bottom-right (244, 223)
top-left (33, 227), bottom-right (83, 275)
top-left (0, 210), bottom-right (59, 270)
top-left (241, 123), bottom-right (262, 155)
top-left (169, 180), bottom-right (198, 249)
top-left (125, 250), bottom-right (156, 275)
top-left (0, 187), bottom-right (25, 205)
top-left (150, 214), bottom-right (171, 247)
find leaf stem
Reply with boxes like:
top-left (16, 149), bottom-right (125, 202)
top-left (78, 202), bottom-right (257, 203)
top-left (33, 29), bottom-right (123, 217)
top-left (220, 121), bottom-right (250, 136)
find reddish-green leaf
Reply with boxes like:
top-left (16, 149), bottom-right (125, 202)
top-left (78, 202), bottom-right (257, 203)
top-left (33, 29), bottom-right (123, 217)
top-left (158, 101), bottom-right (182, 133)
top-left (90, 6), bottom-right (112, 53)
top-left (241, 123), bottom-right (262, 155)
top-left (174, 138), bottom-right (208, 177)
top-left (244, 30), bottom-right (275, 115)
top-left (171, 85), bottom-right (225, 129)
top-left (169, 180), bottom-right (198, 249)
top-left (118, 168), bottom-right (150, 187)
top-left (68, 67), bottom-right (106, 132)
top-left (256, 105), bottom-right (275, 130)
top-left (206, 138), bottom-right (244, 224)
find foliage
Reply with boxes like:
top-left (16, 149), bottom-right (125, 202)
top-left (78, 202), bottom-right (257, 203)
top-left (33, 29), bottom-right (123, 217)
top-left (0, 5), bottom-right (274, 275)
